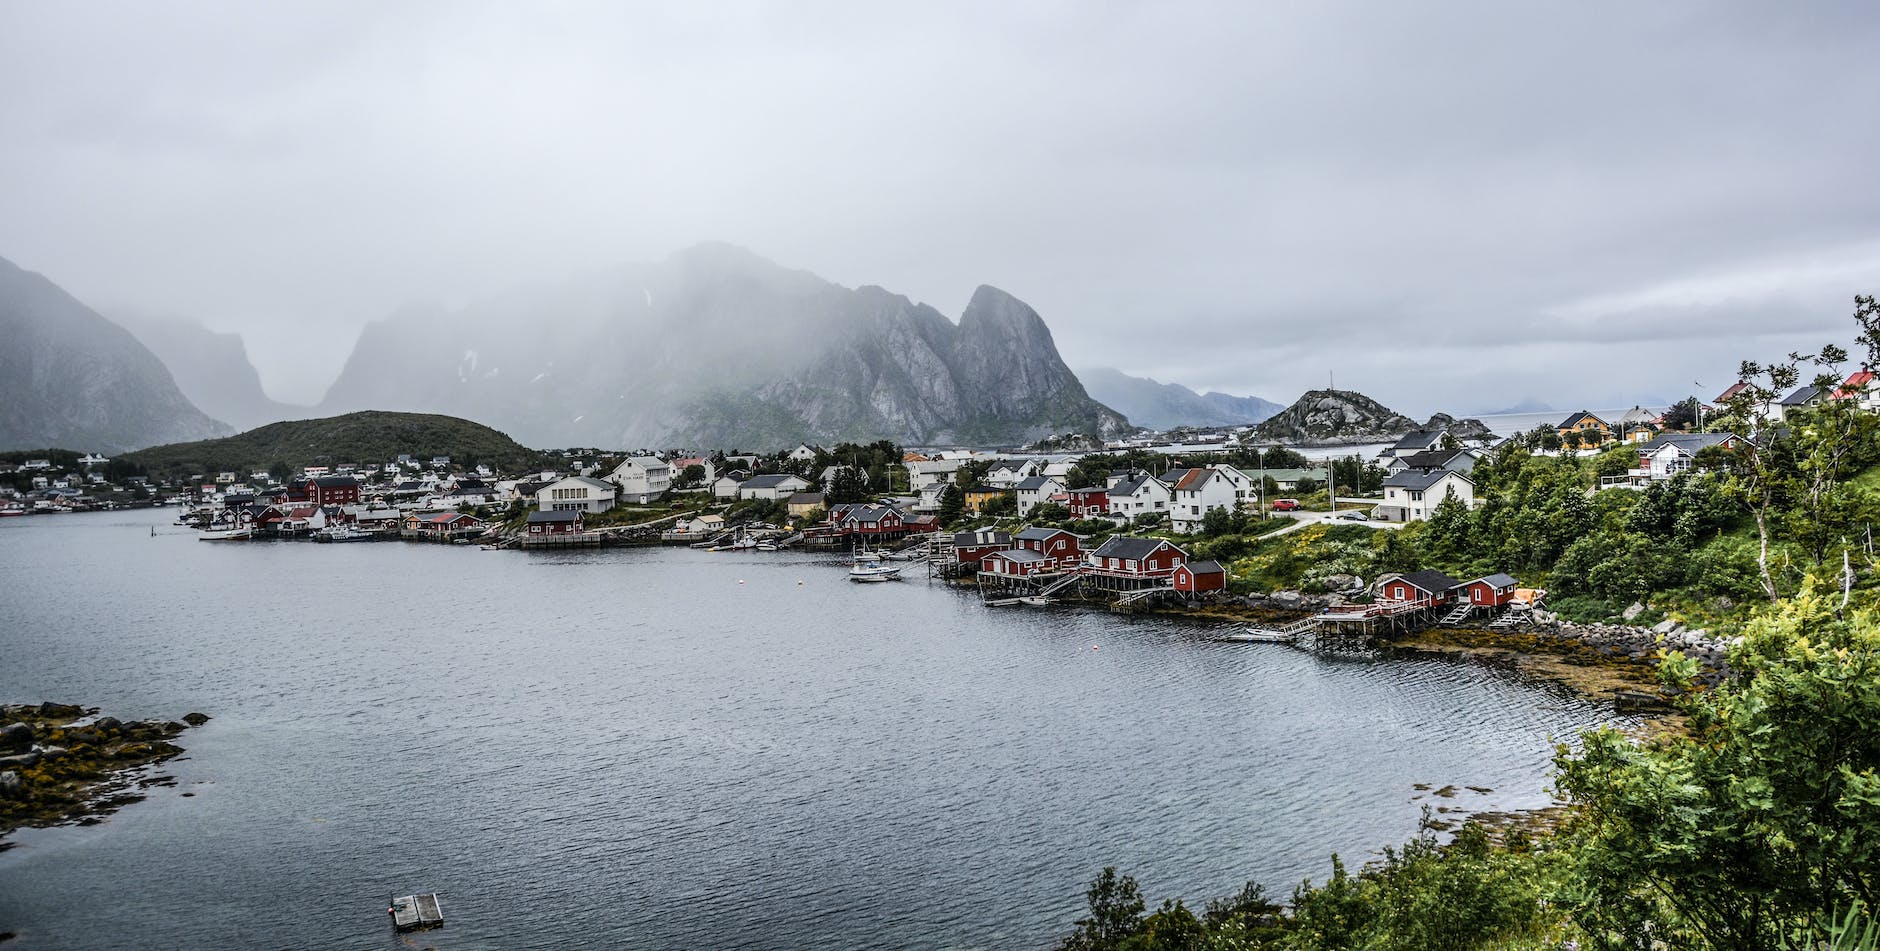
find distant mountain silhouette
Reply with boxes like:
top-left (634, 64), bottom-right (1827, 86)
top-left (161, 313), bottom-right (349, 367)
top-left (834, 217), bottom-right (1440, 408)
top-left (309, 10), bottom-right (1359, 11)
top-left (0, 256), bottom-right (229, 452)
top-left (1076, 367), bottom-right (1282, 431)
top-left (116, 313), bottom-right (312, 432)
top-left (319, 243), bottom-right (1129, 448)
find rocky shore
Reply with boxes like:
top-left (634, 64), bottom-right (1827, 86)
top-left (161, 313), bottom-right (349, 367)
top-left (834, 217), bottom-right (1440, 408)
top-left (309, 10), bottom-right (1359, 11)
top-left (0, 703), bottom-right (208, 849)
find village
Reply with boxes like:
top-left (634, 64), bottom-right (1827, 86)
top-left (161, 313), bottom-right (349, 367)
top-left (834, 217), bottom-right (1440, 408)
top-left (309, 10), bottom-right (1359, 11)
top-left (11, 370), bottom-right (1862, 645)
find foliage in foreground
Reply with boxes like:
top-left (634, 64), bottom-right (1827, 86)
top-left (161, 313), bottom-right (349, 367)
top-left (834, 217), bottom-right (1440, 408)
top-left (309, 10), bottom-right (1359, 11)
top-left (1058, 578), bottom-right (1880, 950)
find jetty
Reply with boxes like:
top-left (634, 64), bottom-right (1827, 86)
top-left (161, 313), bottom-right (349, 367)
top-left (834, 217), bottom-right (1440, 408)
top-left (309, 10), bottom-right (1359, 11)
top-left (390, 893), bottom-right (444, 931)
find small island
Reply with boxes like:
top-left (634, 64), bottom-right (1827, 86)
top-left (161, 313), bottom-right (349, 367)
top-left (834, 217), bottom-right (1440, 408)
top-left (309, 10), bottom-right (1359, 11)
top-left (0, 702), bottom-right (207, 849)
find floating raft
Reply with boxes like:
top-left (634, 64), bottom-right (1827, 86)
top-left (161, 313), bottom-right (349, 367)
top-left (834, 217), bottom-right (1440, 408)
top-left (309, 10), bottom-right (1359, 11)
top-left (390, 893), bottom-right (444, 931)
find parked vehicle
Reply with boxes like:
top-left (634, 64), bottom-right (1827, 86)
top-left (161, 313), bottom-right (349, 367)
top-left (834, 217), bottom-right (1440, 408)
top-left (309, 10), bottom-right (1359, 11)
top-left (1271, 499), bottom-right (1300, 511)
top-left (1337, 510), bottom-right (1369, 521)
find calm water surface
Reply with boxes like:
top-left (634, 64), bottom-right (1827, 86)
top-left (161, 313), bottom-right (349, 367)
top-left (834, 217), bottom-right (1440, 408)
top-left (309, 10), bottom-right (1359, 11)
top-left (0, 509), bottom-right (1617, 949)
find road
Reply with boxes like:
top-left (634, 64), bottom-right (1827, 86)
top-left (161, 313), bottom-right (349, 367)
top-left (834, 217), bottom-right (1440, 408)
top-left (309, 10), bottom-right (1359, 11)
top-left (1262, 509), bottom-right (1409, 536)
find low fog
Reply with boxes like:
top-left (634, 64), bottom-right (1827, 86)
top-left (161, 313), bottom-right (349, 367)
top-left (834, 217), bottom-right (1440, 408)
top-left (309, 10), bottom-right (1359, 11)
top-left (2, 2), bottom-right (1877, 413)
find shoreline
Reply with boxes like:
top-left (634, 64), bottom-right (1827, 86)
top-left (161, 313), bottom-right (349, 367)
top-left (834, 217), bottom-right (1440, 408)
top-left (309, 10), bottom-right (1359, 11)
top-left (0, 703), bottom-right (207, 851)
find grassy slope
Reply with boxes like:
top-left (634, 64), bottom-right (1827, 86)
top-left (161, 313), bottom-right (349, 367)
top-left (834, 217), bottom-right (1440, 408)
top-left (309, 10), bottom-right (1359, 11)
top-left (122, 411), bottom-right (543, 478)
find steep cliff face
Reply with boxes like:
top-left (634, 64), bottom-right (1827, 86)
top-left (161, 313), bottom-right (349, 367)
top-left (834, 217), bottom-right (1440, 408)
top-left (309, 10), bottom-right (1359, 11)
top-left (1078, 367), bottom-right (1283, 430)
top-left (0, 256), bottom-right (230, 452)
top-left (115, 314), bottom-right (312, 432)
top-left (321, 244), bottom-right (1127, 448)
top-left (1252, 389), bottom-right (1418, 444)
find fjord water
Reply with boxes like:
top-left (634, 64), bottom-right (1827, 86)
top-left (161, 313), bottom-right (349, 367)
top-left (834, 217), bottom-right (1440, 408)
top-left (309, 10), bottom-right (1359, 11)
top-left (0, 510), bottom-right (1615, 950)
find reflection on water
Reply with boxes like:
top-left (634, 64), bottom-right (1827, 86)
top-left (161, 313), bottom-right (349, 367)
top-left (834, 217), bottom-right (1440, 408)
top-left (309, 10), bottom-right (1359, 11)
top-left (0, 509), bottom-right (1615, 950)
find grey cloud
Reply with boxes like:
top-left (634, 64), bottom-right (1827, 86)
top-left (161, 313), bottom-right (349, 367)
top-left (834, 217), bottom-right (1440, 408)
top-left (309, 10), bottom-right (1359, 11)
top-left (1, 1), bottom-right (1876, 410)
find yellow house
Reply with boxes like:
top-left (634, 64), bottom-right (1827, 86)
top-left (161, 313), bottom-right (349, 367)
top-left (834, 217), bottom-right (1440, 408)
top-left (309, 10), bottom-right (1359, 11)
top-left (786, 492), bottom-right (826, 520)
top-left (1556, 411), bottom-right (1612, 446)
top-left (964, 487), bottom-right (1010, 514)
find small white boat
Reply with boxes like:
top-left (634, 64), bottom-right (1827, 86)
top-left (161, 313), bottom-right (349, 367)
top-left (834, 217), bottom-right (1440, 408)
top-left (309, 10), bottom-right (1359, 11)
top-left (315, 526), bottom-right (374, 543)
top-left (198, 527), bottom-right (255, 542)
top-left (1018, 596), bottom-right (1057, 606)
top-left (757, 542), bottom-right (780, 552)
top-left (1215, 627), bottom-right (1299, 643)
top-left (848, 561), bottom-right (904, 582)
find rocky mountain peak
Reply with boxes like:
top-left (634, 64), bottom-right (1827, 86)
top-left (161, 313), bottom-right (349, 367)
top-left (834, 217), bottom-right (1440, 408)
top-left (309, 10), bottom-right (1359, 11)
top-left (1252, 388), bottom-right (1418, 445)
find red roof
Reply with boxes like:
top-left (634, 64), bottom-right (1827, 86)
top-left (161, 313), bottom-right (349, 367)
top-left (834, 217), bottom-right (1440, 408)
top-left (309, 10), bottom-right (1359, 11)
top-left (1834, 369), bottom-right (1876, 400)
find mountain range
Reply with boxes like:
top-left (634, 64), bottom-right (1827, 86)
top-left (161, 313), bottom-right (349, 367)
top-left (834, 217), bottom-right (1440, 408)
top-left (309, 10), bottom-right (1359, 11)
top-left (0, 256), bottom-right (229, 453)
top-left (316, 243), bottom-right (1129, 448)
top-left (1076, 367), bottom-right (1283, 431)
top-left (114, 313), bottom-right (311, 432)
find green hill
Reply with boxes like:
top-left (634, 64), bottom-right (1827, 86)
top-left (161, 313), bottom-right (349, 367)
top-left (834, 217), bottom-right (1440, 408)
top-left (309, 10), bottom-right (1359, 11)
top-left (123, 411), bottom-right (543, 479)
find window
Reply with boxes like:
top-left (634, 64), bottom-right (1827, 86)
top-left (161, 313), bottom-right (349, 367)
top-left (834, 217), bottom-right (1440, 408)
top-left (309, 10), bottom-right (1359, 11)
top-left (1410, 490), bottom-right (1423, 501)
top-left (1125, 559), bottom-right (1137, 571)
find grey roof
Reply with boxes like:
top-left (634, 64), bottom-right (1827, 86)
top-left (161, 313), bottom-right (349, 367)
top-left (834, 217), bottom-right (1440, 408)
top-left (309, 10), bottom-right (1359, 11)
top-left (1391, 570), bottom-right (1462, 595)
top-left (1015, 526), bottom-right (1074, 541)
top-left (1108, 476), bottom-right (1157, 496)
top-left (1383, 469), bottom-right (1470, 491)
top-left (312, 475), bottom-right (360, 488)
top-left (1090, 535), bottom-right (1182, 560)
top-left (952, 529), bottom-right (1010, 547)
top-left (786, 492), bottom-right (825, 505)
top-left (1557, 411), bottom-right (1606, 428)
top-left (743, 473), bottom-right (806, 489)
top-left (553, 475), bottom-right (615, 492)
top-left (1641, 432), bottom-right (1736, 456)
top-left (1781, 385), bottom-right (1822, 406)
top-left (1184, 559), bottom-right (1225, 575)
top-left (986, 548), bottom-right (1049, 564)
top-left (527, 510), bottom-right (582, 523)
top-left (1389, 430), bottom-right (1445, 452)
top-left (1015, 476), bottom-right (1059, 491)
top-left (1470, 573), bottom-right (1519, 588)
top-left (1394, 450), bottom-right (1465, 471)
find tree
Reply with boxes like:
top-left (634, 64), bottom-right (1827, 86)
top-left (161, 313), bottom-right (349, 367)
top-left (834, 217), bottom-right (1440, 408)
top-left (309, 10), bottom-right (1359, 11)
top-left (677, 463), bottom-right (706, 489)
top-left (1058, 867), bottom-right (1146, 951)
top-left (1558, 583), bottom-right (1880, 948)
top-left (937, 484), bottom-right (964, 525)
top-left (827, 466), bottom-right (871, 505)
top-left (1662, 396), bottom-right (1701, 431)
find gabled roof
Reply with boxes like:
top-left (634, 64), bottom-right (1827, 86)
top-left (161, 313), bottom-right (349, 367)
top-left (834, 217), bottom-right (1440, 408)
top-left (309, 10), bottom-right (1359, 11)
top-left (527, 510), bottom-right (582, 524)
top-left (851, 506), bottom-right (903, 524)
top-left (1015, 526), bottom-right (1075, 542)
top-left (1108, 475), bottom-right (1162, 497)
top-left (743, 473), bottom-right (807, 489)
top-left (546, 475), bottom-right (614, 492)
top-left (1383, 469), bottom-right (1470, 491)
top-left (1781, 385), bottom-right (1823, 406)
top-left (1467, 572), bottom-right (1519, 589)
top-left (1388, 570), bottom-right (1462, 596)
top-left (1015, 475), bottom-right (1060, 491)
top-left (1090, 535), bottom-right (1184, 560)
top-left (1394, 450), bottom-right (1466, 471)
top-left (1182, 559), bottom-right (1225, 575)
top-left (985, 548), bottom-right (1050, 564)
top-left (1714, 381), bottom-right (1751, 404)
top-left (1836, 368), bottom-right (1877, 399)
top-left (786, 492), bottom-right (825, 505)
top-left (952, 529), bottom-right (1010, 547)
top-left (615, 455), bottom-right (670, 472)
top-left (1557, 411), bottom-right (1607, 429)
top-left (1389, 430), bottom-right (1446, 452)
top-left (312, 475), bottom-right (360, 488)
top-left (1641, 432), bottom-right (1736, 457)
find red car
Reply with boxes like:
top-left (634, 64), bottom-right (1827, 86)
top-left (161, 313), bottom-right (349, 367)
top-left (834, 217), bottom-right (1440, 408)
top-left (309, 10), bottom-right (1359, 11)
top-left (1271, 499), bottom-right (1300, 511)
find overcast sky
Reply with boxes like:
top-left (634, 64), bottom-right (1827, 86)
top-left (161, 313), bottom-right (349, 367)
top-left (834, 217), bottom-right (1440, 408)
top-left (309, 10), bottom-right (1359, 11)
top-left (3, 2), bottom-right (1878, 414)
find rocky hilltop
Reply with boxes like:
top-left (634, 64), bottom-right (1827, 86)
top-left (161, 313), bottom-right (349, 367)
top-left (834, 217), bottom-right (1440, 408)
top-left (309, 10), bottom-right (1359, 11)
top-left (1252, 389), bottom-right (1419, 444)
top-left (1077, 367), bottom-right (1282, 431)
top-left (320, 244), bottom-right (1129, 448)
top-left (0, 256), bottom-right (229, 452)
top-left (116, 314), bottom-right (312, 432)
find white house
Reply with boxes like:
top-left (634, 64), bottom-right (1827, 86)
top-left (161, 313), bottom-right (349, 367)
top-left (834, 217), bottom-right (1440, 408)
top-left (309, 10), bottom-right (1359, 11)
top-left (1166, 465), bottom-right (1255, 534)
top-left (1633, 433), bottom-right (1739, 482)
top-left (1014, 475), bottom-right (1066, 517)
top-left (1374, 470), bottom-right (1476, 523)
top-left (787, 444), bottom-right (822, 463)
top-left (1383, 449), bottom-right (1476, 477)
top-left (713, 472), bottom-right (749, 500)
top-left (983, 458), bottom-right (1041, 489)
top-left (1377, 429), bottom-right (1447, 462)
top-left (905, 459), bottom-right (964, 491)
top-left (536, 475), bottom-right (618, 513)
top-left (609, 455), bottom-right (673, 504)
top-left (739, 473), bottom-right (812, 501)
top-left (1107, 473), bottom-right (1173, 520)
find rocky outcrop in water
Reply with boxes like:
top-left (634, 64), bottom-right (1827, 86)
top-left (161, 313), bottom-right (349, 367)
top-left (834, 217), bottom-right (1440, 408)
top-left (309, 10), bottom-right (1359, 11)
top-left (0, 257), bottom-right (230, 452)
top-left (1, 703), bottom-right (203, 847)
top-left (1423, 412), bottom-right (1495, 441)
top-left (321, 243), bottom-right (1130, 448)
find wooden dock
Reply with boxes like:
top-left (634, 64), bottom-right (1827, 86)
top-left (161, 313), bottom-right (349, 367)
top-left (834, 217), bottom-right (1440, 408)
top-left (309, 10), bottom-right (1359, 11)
top-left (390, 893), bottom-right (444, 931)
